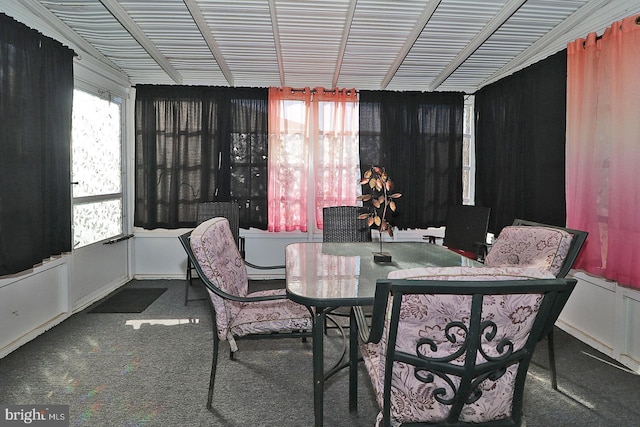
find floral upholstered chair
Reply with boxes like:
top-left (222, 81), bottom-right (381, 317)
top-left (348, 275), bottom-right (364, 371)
top-left (483, 219), bottom-right (588, 389)
top-left (178, 217), bottom-right (312, 409)
top-left (356, 266), bottom-right (575, 427)
top-left (484, 224), bottom-right (573, 276)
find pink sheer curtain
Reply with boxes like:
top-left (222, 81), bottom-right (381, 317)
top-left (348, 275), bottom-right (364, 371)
top-left (267, 87), bottom-right (359, 232)
top-left (566, 14), bottom-right (640, 289)
top-left (313, 88), bottom-right (360, 229)
top-left (268, 87), bottom-right (311, 232)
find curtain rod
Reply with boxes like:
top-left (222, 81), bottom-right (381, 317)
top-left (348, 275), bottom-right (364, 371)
top-left (287, 87), bottom-right (357, 95)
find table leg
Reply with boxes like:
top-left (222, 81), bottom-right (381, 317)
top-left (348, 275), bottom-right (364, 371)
top-left (312, 307), bottom-right (325, 427)
top-left (349, 307), bottom-right (358, 412)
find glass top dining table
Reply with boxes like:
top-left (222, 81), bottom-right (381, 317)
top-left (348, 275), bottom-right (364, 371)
top-left (286, 241), bottom-right (478, 306)
top-left (284, 241), bottom-right (480, 427)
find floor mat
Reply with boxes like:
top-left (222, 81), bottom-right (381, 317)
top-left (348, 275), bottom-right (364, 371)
top-left (88, 288), bottom-right (167, 313)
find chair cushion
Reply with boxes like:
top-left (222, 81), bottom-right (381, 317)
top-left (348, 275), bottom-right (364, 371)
top-left (484, 226), bottom-right (573, 276)
top-left (360, 266), bottom-right (555, 426)
top-left (190, 217), bottom-right (248, 340)
top-left (228, 288), bottom-right (312, 337)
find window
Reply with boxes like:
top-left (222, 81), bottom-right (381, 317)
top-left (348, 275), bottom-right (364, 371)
top-left (462, 96), bottom-right (475, 205)
top-left (71, 89), bottom-right (124, 247)
top-left (267, 87), bottom-right (360, 232)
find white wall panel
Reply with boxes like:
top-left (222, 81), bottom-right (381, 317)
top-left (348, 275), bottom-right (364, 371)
top-left (0, 261), bottom-right (68, 357)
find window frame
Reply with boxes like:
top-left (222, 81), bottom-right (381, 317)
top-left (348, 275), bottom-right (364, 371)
top-left (463, 96), bottom-right (476, 205)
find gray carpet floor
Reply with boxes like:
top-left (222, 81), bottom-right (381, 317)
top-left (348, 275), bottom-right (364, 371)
top-left (1, 279), bottom-right (639, 427)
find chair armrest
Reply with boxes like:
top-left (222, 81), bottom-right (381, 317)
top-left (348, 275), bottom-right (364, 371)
top-left (357, 280), bottom-right (394, 344)
top-left (353, 306), bottom-right (371, 342)
top-left (244, 260), bottom-right (286, 270)
top-left (179, 231), bottom-right (287, 303)
top-left (473, 242), bottom-right (491, 262)
top-left (238, 236), bottom-right (286, 269)
top-left (238, 236), bottom-right (246, 259)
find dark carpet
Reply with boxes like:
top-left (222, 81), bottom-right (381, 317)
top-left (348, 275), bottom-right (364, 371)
top-left (1, 279), bottom-right (639, 426)
top-left (88, 288), bottom-right (167, 313)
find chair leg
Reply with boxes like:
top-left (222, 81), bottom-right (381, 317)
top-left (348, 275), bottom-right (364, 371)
top-left (548, 328), bottom-right (558, 390)
top-left (185, 259), bottom-right (192, 306)
top-left (207, 333), bottom-right (219, 410)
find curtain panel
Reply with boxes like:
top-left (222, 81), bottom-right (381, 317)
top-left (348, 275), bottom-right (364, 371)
top-left (566, 14), bottom-right (640, 289)
top-left (134, 86), bottom-right (269, 230)
top-left (359, 91), bottom-right (464, 230)
top-left (0, 14), bottom-right (74, 276)
top-left (474, 50), bottom-right (567, 234)
top-left (267, 87), bottom-right (360, 232)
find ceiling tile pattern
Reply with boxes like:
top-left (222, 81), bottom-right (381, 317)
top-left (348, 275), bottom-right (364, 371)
top-left (22, 0), bottom-right (640, 92)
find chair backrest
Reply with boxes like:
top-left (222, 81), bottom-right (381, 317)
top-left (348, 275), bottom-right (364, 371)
top-left (187, 217), bottom-right (248, 340)
top-left (368, 266), bottom-right (572, 426)
top-left (510, 219), bottom-right (588, 279)
top-left (484, 220), bottom-right (588, 341)
top-left (442, 205), bottom-right (491, 254)
top-left (322, 206), bottom-right (372, 242)
top-left (197, 201), bottom-right (242, 250)
top-left (485, 220), bottom-right (588, 278)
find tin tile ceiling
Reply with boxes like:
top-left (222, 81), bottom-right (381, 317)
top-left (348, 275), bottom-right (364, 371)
top-left (10, 0), bottom-right (640, 92)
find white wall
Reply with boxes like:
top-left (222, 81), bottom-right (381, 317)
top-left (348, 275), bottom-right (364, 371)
top-left (132, 227), bottom-right (442, 280)
top-left (558, 271), bottom-right (640, 373)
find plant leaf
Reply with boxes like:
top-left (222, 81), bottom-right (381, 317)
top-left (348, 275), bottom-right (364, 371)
top-left (390, 193), bottom-right (402, 198)
top-left (358, 213), bottom-right (369, 219)
top-left (364, 169), bottom-right (372, 179)
top-left (357, 194), bottom-right (372, 201)
top-left (389, 200), bottom-right (396, 211)
top-left (369, 177), bottom-right (377, 189)
top-left (374, 215), bottom-right (381, 226)
top-left (367, 217), bottom-right (375, 227)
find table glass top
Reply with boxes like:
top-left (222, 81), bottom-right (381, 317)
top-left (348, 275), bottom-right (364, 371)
top-left (285, 242), bottom-right (479, 307)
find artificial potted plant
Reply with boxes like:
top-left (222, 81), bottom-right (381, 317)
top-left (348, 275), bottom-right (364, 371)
top-left (357, 166), bottom-right (402, 262)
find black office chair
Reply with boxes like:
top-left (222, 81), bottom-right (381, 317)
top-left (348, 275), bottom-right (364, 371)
top-left (424, 205), bottom-right (491, 260)
top-left (185, 201), bottom-right (285, 305)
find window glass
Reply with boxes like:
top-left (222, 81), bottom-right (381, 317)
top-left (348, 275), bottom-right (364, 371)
top-left (72, 89), bottom-right (124, 247)
top-left (72, 90), bottom-right (121, 198)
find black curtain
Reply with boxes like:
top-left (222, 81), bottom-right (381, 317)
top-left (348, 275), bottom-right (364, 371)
top-left (359, 91), bottom-right (464, 229)
top-left (134, 85), bottom-right (268, 229)
top-left (0, 14), bottom-right (74, 276)
top-left (475, 50), bottom-right (567, 234)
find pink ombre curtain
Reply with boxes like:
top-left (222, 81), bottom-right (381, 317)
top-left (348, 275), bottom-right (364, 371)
top-left (566, 14), bottom-right (640, 289)
top-left (267, 87), bottom-right (359, 232)
top-left (268, 87), bottom-right (311, 232)
top-left (313, 88), bottom-right (360, 229)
